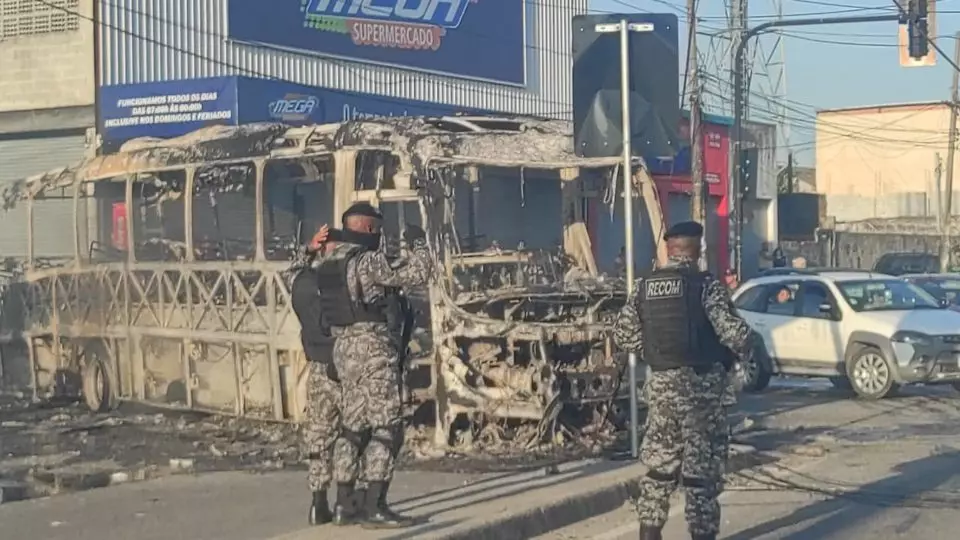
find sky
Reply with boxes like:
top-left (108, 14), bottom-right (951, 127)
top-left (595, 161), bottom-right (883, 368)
top-left (590, 0), bottom-right (960, 166)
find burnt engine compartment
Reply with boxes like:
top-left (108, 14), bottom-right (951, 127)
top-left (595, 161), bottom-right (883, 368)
top-left (427, 252), bottom-right (631, 449)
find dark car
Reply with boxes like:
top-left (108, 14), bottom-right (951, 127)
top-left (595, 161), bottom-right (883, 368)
top-left (873, 252), bottom-right (938, 276)
top-left (901, 273), bottom-right (960, 311)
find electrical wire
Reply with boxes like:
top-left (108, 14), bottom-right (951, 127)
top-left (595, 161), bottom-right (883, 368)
top-left (699, 69), bottom-right (954, 139)
top-left (32, 0), bottom-right (959, 156)
top-left (680, 0), bottom-right (700, 109)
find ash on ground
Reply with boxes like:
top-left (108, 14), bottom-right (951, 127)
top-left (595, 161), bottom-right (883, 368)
top-left (0, 392), bottom-right (619, 500)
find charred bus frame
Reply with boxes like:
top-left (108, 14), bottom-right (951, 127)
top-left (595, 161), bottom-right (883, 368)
top-left (0, 116), bottom-right (667, 448)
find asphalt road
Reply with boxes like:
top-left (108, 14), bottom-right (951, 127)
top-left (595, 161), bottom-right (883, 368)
top-left (536, 378), bottom-right (960, 539)
top-left (5, 377), bottom-right (960, 539)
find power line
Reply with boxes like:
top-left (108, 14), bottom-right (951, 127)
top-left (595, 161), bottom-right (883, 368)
top-left (34, 0), bottom-right (959, 152)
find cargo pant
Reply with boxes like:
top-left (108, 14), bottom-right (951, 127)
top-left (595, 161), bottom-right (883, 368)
top-left (636, 363), bottom-right (728, 537)
top-left (332, 330), bottom-right (403, 484)
top-left (302, 361), bottom-right (343, 492)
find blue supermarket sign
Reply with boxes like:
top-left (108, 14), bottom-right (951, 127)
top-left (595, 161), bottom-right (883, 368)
top-left (97, 76), bottom-right (485, 147)
top-left (98, 77), bottom-right (238, 144)
top-left (236, 76), bottom-right (477, 124)
top-left (304, 0), bottom-right (470, 30)
top-left (268, 94), bottom-right (323, 122)
top-left (226, 0), bottom-right (527, 85)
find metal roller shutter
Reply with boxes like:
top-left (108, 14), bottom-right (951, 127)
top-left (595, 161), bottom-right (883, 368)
top-left (0, 134), bottom-right (88, 258)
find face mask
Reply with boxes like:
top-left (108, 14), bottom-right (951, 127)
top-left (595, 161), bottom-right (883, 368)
top-left (341, 229), bottom-right (381, 251)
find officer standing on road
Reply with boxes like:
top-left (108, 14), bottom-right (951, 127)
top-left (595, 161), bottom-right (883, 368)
top-left (614, 221), bottom-right (758, 540)
top-left (286, 225), bottom-right (349, 526)
top-left (311, 202), bottom-right (431, 528)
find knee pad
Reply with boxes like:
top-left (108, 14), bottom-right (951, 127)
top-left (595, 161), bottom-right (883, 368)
top-left (646, 468), bottom-right (678, 483)
top-left (370, 428), bottom-right (397, 448)
top-left (681, 476), bottom-right (708, 489)
top-left (340, 427), bottom-right (371, 448)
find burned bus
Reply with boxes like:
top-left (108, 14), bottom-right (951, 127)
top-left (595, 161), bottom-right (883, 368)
top-left (0, 116), bottom-right (667, 448)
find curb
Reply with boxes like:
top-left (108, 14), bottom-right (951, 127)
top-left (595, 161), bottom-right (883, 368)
top-left (439, 471), bottom-right (639, 540)
top-left (436, 447), bottom-right (770, 540)
top-left (28, 464), bottom-right (171, 496)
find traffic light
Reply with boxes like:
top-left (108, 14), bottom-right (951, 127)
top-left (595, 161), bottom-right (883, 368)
top-left (899, 0), bottom-right (935, 67)
top-left (739, 148), bottom-right (758, 199)
top-left (908, 0), bottom-right (929, 59)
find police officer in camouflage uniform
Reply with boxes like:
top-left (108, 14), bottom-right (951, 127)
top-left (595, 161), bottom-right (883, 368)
top-left (314, 202), bottom-right (430, 528)
top-left (614, 221), bottom-right (757, 540)
top-left (286, 225), bottom-right (346, 526)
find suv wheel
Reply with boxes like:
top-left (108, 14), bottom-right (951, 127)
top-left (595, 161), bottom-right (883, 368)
top-left (739, 356), bottom-right (772, 393)
top-left (847, 345), bottom-right (899, 400)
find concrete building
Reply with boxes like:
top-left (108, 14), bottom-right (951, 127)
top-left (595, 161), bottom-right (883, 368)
top-left (0, 0), bottom-right (96, 258)
top-left (815, 101), bottom-right (953, 222)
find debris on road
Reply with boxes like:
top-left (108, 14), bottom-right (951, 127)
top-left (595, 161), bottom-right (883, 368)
top-left (0, 389), bottom-right (622, 501)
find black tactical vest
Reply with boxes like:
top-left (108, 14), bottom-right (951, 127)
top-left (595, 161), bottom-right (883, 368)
top-left (639, 267), bottom-right (727, 372)
top-left (314, 245), bottom-right (388, 328)
top-left (290, 268), bottom-right (333, 363)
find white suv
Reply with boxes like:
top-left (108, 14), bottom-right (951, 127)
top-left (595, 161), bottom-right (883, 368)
top-left (731, 270), bottom-right (960, 399)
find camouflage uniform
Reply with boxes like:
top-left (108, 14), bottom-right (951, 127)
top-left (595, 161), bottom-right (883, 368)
top-left (304, 362), bottom-right (342, 491)
top-left (329, 240), bottom-right (430, 485)
top-left (614, 255), bottom-right (756, 538)
top-left (286, 246), bottom-right (342, 493)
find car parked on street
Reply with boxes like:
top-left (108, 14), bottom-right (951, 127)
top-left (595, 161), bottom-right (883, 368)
top-left (872, 252), bottom-right (938, 276)
top-left (901, 273), bottom-right (960, 312)
top-left (731, 271), bottom-right (960, 399)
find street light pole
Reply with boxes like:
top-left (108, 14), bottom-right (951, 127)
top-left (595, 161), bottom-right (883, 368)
top-left (731, 13), bottom-right (900, 277)
top-left (596, 19), bottom-right (654, 460)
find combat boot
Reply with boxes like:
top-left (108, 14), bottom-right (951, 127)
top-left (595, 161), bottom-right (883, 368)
top-left (332, 483), bottom-right (357, 526)
top-left (359, 481), bottom-right (415, 528)
top-left (308, 490), bottom-right (332, 525)
top-left (639, 524), bottom-right (663, 540)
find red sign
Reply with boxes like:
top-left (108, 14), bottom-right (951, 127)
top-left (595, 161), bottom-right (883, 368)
top-left (111, 202), bottom-right (128, 251)
top-left (652, 117), bottom-right (732, 272)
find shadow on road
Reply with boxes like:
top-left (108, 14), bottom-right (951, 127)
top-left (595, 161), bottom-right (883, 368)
top-left (734, 382), bottom-right (960, 453)
top-left (723, 450), bottom-right (960, 540)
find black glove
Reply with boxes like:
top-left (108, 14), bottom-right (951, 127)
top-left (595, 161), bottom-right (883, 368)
top-left (403, 224), bottom-right (426, 245)
top-left (324, 361), bottom-right (340, 383)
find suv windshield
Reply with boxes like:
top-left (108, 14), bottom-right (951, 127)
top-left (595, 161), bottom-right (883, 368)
top-left (836, 279), bottom-right (940, 312)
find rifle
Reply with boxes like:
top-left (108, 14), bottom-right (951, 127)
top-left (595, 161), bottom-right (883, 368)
top-left (396, 291), bottom-right (416, 404)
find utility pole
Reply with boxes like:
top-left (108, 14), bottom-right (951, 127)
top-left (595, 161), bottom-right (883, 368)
top-left (728, 0), bottom-right (748, 276)
top-left (939, 31), bottom-right (960, 272)
top-left (688, 0), bottom-right (706, 270)
top-left (936, 153), bottom-right (943, 225)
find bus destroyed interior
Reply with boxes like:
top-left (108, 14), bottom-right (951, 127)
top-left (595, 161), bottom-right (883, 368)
top-left (0, 116), bottom-right (667, 452)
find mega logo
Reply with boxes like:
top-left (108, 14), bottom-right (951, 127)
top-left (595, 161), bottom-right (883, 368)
top-left (268, 94), bottom-right (320, 122)
top-left (302, 0), bottom-right (475, 51)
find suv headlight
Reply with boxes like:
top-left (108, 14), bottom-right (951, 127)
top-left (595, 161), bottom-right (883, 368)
top-left (891, 331), bottom-right (932, 346)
